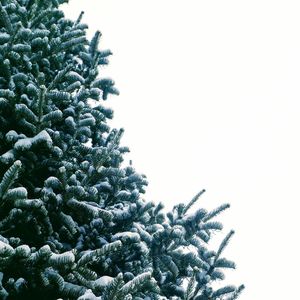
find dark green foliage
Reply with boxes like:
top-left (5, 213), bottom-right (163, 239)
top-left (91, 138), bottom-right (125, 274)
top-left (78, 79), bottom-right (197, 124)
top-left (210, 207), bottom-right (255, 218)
top-left (0, 0), bottom-right (244, 299)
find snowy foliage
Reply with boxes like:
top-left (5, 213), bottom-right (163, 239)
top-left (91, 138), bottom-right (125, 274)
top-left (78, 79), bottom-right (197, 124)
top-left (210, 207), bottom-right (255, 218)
top-left (0, 0), bottom-right (244, 299)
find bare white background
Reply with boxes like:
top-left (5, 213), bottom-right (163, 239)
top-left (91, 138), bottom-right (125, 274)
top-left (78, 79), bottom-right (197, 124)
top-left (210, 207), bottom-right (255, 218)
top-left (63, 1), bottom-right (300, 299)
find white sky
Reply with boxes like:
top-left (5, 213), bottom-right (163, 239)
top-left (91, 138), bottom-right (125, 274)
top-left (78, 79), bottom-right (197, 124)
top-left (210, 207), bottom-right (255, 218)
top-left (63, 1), bottom-right (300, 299)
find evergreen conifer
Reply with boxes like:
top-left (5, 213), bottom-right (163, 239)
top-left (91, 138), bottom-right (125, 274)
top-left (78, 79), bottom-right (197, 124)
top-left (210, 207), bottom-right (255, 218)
top-left (0, 0), bottom-right (244, 299)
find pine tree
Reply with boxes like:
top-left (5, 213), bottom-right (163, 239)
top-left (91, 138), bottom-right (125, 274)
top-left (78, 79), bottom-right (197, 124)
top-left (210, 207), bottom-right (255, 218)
top-left (0, 0), bottom-right (244, 299)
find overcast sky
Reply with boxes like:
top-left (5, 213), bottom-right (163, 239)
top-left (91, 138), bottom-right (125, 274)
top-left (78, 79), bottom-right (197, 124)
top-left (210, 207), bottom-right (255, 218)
top-left (63, 1), bottom-right (300, 299)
